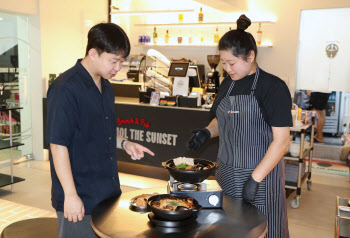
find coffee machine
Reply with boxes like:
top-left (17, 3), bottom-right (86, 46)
top-left (127, 54), bottom-right (146, 82)
top-left (206, 55), bottom-right (220, 94)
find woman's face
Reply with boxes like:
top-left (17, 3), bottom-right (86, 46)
top-left (220, 50), bottom-right (255, 81)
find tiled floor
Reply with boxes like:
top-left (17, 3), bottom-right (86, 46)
top-left (0, 199), bottom-right (56, 232)
top-left (0, 160), bottom-right (348, 237)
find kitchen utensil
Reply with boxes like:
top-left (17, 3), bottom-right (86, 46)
top-left (147, 194), bottom-right (202, 221)
top-left (168, 177), bottom-right (223, 208)
top-left (289, 141), bottom-right (311, 157)
top-left (148, 212), bottom-right (198, 227)
top-left (162, 158), bottom-right (218, 184)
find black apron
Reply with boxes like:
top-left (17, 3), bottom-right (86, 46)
top-left (215, 67), bottom-right (289, 238)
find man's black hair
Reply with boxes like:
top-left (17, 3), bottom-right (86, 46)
top-left (85, 23), bottom-right (130, 58)
top-left (218, 15), bottom-right (257, 61)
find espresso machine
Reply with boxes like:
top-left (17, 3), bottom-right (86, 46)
top-left (206, 55), bottom-right (220, 94)
top-left (127, 54), bottom-right (146, 82)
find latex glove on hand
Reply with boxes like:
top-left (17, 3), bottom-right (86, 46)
top-left (186, 128), bottom-right (211, 150)
top-left (242, 175), bottom-right (260, 203)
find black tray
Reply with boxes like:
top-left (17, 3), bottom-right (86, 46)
top-left (129, 204), bottom-right (150, 213)
top-left (148, 212), bottom-right (197, 227)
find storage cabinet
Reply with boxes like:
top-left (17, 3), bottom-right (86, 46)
top-left (336, 196), bottom-right (350, 238)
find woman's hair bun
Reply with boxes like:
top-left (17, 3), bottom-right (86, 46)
top-left (236, 14), bottom-right (251, 31)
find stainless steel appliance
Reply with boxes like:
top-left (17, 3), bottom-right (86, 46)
top-left (127, 54), bottom-right (146, 82)
top-left (339, 92), bottom-right (350, 140)
top-left (206, 55), bottom-right (220, 94)
top-left (324, 91), bottom-right (340, 134)
top-left (167, 176), bottom-right (223, 208)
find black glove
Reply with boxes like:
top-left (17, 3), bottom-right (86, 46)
top-left (242, 175), bottom-right (260, 203)
top-left (186, 128), bottom-right (211, 150)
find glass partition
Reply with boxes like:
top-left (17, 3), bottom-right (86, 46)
top-left (0, 12), bottom-right (32, 163)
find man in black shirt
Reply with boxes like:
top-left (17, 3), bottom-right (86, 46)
top-left (47, 23), bottom-right (154, 238)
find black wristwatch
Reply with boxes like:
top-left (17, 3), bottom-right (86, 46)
top-left (121, 139), bottom-right (128, 150)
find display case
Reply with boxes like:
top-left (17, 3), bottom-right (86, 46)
top-left (324, 91), bottom-right (341, 134)
top-left (0, 107), bottom-right (25, 190)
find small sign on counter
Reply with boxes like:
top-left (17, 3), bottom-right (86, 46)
top-left (150, 92), bottom-right (161, 106)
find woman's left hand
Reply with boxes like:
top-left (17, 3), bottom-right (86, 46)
top-left (242, 175), bottom-right (260, 203)
top-left (124, 141), bottom-right (155, 160)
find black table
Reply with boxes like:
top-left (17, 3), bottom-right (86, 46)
top-left (91, 188), bottom-right (267, 238)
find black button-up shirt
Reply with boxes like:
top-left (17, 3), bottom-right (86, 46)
top-left (46, 59), bottom-right (120, 215)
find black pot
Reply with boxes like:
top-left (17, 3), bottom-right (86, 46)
top-left (162, 158), bottom-right (218, 184)
top-left (148, 194), bottom-right (202, 221)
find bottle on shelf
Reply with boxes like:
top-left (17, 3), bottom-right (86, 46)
top-left (188, 35), bottom-right (192, 45)
top-left (198, 7), bottom-right (204, 23)
top-left (141, 33), bottom-right (145, 45)
top-left (144, 33), bottom-right (148, 45)
top-left (178, 13), bottom-right (183, 23)
top-left (178, 36), bottom-right (183, 44)
top-left (147, 32), bottom-right (152, 45)
top-left (165, 30), bottom-right (170, 45)
top-left (153, 27), bottom-right (158, 45)
top-left (138, 33), bottom-right (142, 45)
top-left (256, 23), bottom-right (262, 45)
top-left (214, 26), bottom-right (219, 44)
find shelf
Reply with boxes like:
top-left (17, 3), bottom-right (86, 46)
top-left (284, 147), bottom-right (313, 160)
top-left (302, 147), bottom-right (313, 158)
top-left (0, 107), bottom-right (22, 112)
top-left (337, 197), bottom-right (350, 220)
top-left (285, 172), bottom-right (310, 189)
top-left (290, 122), bottom-right (313, 132)
top-left (0, 133), bottom-right (21, 137)
top-left (111, 9), bottom-right (195, 15)
top-left (0, 140), bottom-right (24, 150)
top-left (134, 21), bottom-right (274, 27)
top-left (0, 173), bottom-right (24, 188)
top-left (109, 80), bottom-right (144, 86)
top-left (133, 44), bottom-right (273, 48)
top-left (284, 154), bottom-right (299, 161)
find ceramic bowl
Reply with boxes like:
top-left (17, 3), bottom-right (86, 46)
top-left (289, 141), bottom-right (311, 157)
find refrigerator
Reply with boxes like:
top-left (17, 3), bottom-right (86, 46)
top-left (323, 91), bottom-right (340, 134)
top-left (338, 92), bottom-right (350, 136)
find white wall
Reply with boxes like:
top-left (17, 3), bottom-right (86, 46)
top-left (116, 0), bottom-right (350, 95)
top-left (0, 0), bottom-right (38, 15)
top-left (40, 0), bottom-right (108, 96)
top-left (296, 8), bottom-right (350, 92)
top-left (242, 0), bottom-right (350, 94)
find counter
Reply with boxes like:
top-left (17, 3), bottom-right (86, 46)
top-left (43, 97), bottom-right (219, 179)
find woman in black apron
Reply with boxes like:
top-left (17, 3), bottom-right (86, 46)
top-left (187, 15), bottom-right (292, 238)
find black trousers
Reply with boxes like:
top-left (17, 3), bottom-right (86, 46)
top-left (57, 212), bottom-right (98, 238)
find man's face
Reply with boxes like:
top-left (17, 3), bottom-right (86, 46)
top-left (94, 51), bottom-right (126, 79)
top-left (220, 50), bottom-right (255, 81)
